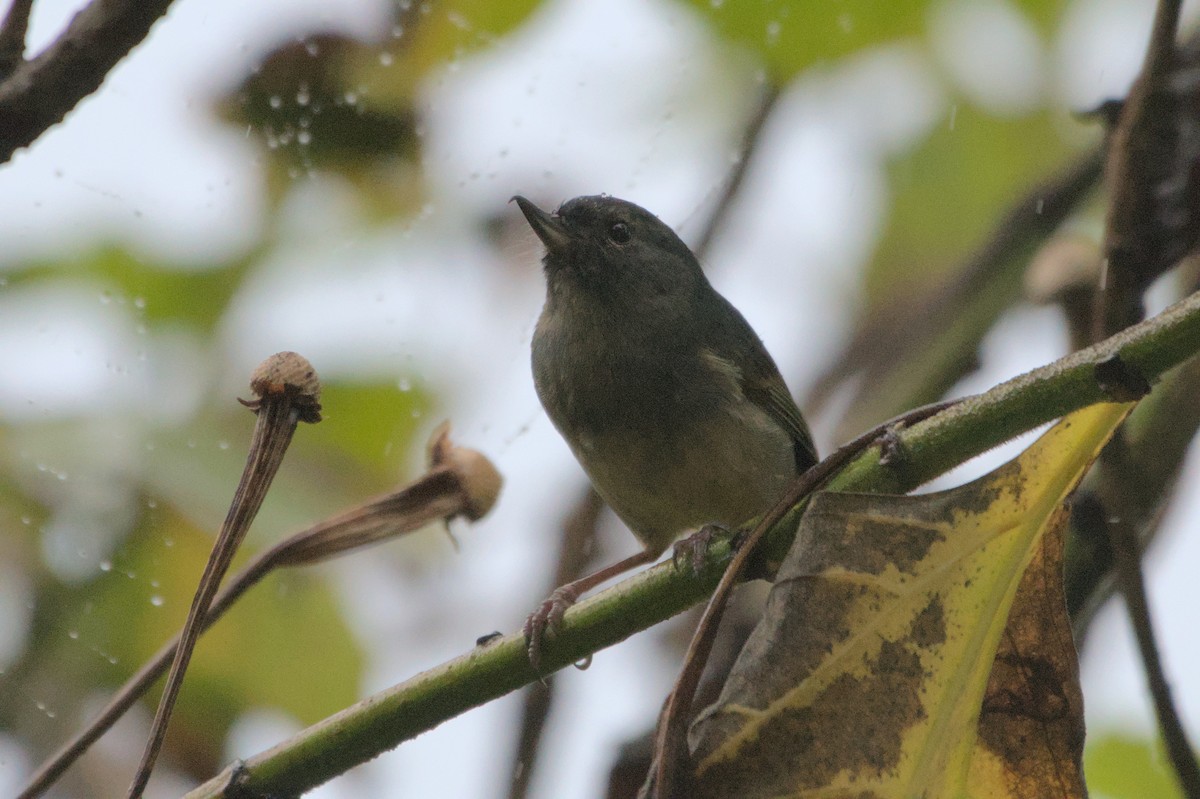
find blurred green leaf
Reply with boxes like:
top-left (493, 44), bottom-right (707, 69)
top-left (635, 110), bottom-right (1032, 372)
top-left (680, 0), bottom-right (926, 80)
top-left (217, 0), bottom-right (544, 214)
top-left (141, 380), bottom-right (432, 550)
top-left (5, 245), bottom-right (250, 332)
top-left (1085, 733), bottom-right (1184, 799)
top-left (1012, 0), bottom-right (1068, 33)
top-left (307, 381), bottom-right (432, 477)
top-left (681, 0), bottom-right (1066, 80)
top-left (868, 106), bottom-right (1076, 301)
top-left (405, 0), bottom-right (547, 70)
top-left (85, 507), bottom-right (363, 741)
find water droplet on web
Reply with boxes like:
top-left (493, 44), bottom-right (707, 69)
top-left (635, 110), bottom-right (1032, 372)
top-left (766, 20), bottom-right (781, 45)
top-left (269, 95), bottom-right (282, 110)
top-left (99, 560), bottom-right (113, 572)
top-left (68, 630), bottom-right (79, 640)
top-left (305, 40), bottom-right (320, 57)
top-left (379, 52), bottom-right (394, 67)
top-left (150, 595), bottom-right (164, 607)
top-left (298, 130), bottom-right (312, 146)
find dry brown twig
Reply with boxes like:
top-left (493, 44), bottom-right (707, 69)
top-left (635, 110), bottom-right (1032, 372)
top-left (19, 410), bottom-right (499, 798)
top-left (125, 352), bottom-right (323, 798)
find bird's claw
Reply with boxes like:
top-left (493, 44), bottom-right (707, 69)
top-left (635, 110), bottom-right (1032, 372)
top-left (524, 585), bottom-right (579, 671)
top-left (672, 524), bottom-right (731, 575)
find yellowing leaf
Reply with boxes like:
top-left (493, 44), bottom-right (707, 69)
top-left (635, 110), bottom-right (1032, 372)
top-left (689, 402), bottom-right (1132, 798)
top-left (967, 504), bottom-right (1083, 798)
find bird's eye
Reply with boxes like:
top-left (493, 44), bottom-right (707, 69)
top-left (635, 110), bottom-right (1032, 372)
top-left (608, 222), bottom-right (631, 244)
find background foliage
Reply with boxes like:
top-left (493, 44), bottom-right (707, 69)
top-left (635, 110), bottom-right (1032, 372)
top-left (0, 0), bottom-right (1194, 796)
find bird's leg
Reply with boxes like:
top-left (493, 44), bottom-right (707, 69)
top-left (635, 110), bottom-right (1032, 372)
top-left (672, 523), bottom-right (735, 575)
top-left (524, 548), bottom-right (657, 670)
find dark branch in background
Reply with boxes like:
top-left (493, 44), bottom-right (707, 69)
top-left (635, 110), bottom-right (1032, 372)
top-left (692, 83), bottom-right (781, 259)
top-left (506, 489), bottom-right (602, 799)
top-left (504, 80), bottom-right (785, 799)
top-left (17, 423), bottom-right (501, 799)
top-left (1066, 293), bottom-right (1200, 625)
top-left (807, 147), bottom-right (1105, 438)
top-left (0, 0), bottom-right (33, 77)
top-left (0, 0), bottom-right (177, 163)
top-left (1096, 434), bottom-right (1200, 799)
top-left (1088, 0), bottom-right (1200, 794)
top-left (1095, 0), bottom-right (1197, 335)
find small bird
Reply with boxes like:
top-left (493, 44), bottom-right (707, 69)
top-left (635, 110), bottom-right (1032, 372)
top-left (514, 194), bottom-right (817, 665)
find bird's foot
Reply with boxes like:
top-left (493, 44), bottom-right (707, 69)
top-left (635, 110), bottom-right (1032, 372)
top-left (878, 424), bottom-right (907, 467)
top-left (523, 584), bottom-right (580, 672)
top-left (672, 523), bottom-right (733, 576)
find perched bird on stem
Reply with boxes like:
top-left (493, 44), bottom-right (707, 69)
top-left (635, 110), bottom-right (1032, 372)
top-left (514, 194), bottom-right (816, 666)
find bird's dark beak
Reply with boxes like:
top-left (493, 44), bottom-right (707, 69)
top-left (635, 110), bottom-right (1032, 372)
top-left (512, 196), bottom-right (572, 252)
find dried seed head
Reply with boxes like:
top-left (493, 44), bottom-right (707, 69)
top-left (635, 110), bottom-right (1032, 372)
top-left (427, 421), bottom-right (503, 521)
top-left (241, 351), bottom-right (323, 423)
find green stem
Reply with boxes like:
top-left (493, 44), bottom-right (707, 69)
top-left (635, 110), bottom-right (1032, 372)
top-left (185, 288), bottom-right (1200, 799)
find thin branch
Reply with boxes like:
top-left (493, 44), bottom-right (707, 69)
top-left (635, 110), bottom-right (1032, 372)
top-left (1101, 437), bottom-right (1200, 798)
top-left (1067, 320), bottom-right (1200, 625)
top-left (1087, 1), bottom-right (1200, 790)
top-left (1095, 0), bottom-right (1188, 335)
top-left (807, 147), bottom-right (1105, 433)
top-left (184, 288), bottom-right (1200, 799)
top-left (0, 0), bottom-right (177, 163)
top-left (0, 0), bottom-right (34, 76)
top-left (506, 488), bottom-right (602, 799)
top-left (693, 82), bottom-right (780, 260)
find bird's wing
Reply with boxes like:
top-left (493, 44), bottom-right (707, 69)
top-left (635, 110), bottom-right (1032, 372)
top-left (738, 359), bottom-right (819, 472)
top-left (704, 297), bottom-right (818, 473)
